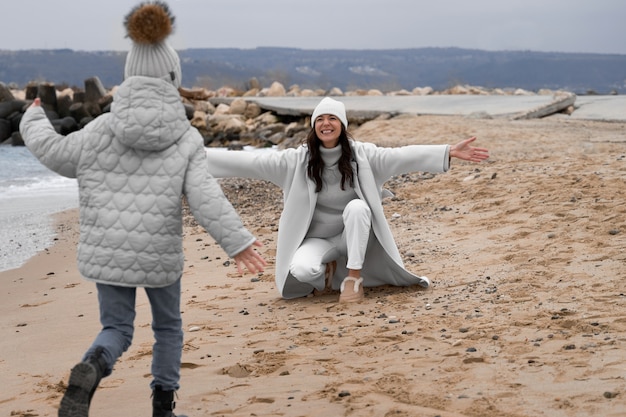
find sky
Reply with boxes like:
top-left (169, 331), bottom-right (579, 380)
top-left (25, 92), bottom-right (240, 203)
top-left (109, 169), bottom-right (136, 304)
top-left (2, 0), bottom-right (625, 55)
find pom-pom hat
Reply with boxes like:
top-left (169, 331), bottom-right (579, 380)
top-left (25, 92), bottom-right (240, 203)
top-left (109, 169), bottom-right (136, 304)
top-left (311, 97), bottom-right (348, 129)
top-left (124, 1), bottom-right (182, 88)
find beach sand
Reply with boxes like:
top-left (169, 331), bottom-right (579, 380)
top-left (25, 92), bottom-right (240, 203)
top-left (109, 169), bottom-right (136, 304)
top-left (2, 114), bottom-right (625, 417)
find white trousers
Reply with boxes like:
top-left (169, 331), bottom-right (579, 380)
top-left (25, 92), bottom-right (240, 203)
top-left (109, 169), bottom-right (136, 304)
top-left (289, 199), bottom-right (372, 291)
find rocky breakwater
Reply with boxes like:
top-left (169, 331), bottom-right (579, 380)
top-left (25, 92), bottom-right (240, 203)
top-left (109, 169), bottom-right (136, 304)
top-left (0, 77), bottom-right (118, 146)
top-left (1, 77), bottom-right (575, 150)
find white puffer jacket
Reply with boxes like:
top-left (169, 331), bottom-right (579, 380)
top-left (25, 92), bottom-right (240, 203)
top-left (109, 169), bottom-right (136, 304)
top-left (20, 76), bottom-right (255, 288)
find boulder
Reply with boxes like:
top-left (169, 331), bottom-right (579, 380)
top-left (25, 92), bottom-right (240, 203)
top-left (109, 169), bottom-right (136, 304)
top-left (243, 102), bottom-right (262, 119)
top-left (84, 77), bottom-right (107, 103)
top-left (11, 131), bottom-right (24, 146)
top-left (243, 88), bottom-right (259, 97)
top-left (191, 110), bottom-right (208, 130)
top-left (266, 81), bottom-right (286, 97)
top-left (328, 87), bottom-right (344, 96)
top-left (0, 118), bottom-right (11, 142)
top-left (38, 83), bottom-right (58, 112)
top-left (0, 100), bottom-right (27, 119)
top-left (0, 82), bottom-right (15, 102)
top-left (228, 98), bottom-right (248, 115)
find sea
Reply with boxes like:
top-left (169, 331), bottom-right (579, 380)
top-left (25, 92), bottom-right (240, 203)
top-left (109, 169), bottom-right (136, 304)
top-left (0, 145), bottom-right (78, 272)
top-left (0, 144), bottom-right (275, 273)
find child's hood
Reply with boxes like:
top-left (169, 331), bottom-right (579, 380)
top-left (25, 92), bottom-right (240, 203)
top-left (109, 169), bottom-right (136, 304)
top-left (110, 76), bottom-right (189, 152)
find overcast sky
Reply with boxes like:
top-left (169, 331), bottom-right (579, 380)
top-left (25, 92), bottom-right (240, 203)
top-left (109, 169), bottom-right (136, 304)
top-left (2, 0), bottom-right (624, 55)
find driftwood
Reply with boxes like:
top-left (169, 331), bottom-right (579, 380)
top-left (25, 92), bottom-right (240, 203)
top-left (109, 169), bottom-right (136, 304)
top-left (511, 92), bottom-right (577, 120)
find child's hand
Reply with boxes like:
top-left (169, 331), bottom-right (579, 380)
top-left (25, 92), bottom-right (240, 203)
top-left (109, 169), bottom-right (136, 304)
top-left (233, 240), bottom-right (267, 275)
top-left (30, 98), bottom-right (41, 108)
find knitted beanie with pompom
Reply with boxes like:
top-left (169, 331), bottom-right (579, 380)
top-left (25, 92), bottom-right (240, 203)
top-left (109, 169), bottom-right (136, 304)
top-left (123, 1), bottom-right (182, 88)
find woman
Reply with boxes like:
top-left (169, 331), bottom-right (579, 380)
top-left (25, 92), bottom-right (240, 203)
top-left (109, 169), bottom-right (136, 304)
top-left (206, 97), bottom-right (488, 303)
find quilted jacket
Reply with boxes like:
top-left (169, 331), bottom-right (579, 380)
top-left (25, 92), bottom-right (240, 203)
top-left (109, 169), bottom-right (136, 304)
top-left (20, 76), bottom-right (255, 288)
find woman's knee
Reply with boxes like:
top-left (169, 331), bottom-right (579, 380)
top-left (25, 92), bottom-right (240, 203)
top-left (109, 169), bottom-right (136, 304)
top-left (289, 261), bottom-right (324, 284)
top-left (344, 199), bottom-right (371, 219)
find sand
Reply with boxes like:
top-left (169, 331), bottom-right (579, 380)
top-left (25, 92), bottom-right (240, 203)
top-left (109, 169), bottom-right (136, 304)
top-left (1, 114), bottom-right (625, 417)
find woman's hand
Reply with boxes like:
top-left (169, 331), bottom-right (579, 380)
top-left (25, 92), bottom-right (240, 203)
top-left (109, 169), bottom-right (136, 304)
top-left (450, 136), bottom-right (489, 163)
top-left (233, 240), bottom-right (267, 275)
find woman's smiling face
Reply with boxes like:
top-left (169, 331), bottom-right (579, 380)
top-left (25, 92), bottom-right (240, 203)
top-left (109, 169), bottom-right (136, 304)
top-left (314, 114), bottom-right (342, 148)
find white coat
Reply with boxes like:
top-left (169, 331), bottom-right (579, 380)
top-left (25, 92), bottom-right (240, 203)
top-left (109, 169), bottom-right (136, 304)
top-left (206, 140), bottom-right (450, 299)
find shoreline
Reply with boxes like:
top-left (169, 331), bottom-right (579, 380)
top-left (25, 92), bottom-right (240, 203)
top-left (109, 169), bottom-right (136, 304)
top-left (0, 191), bottom-right (78, 273)
top-left (2, 115), bottom-right (625, 417)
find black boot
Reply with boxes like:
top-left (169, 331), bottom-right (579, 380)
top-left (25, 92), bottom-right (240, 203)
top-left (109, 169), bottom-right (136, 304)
top-left (58, 347), bottom-right (107, 417)
top-left (152, 386), bottom-right (188, 417)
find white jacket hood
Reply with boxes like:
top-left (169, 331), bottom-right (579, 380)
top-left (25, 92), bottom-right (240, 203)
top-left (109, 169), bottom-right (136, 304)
top-left (111, 76), bottom-right (188, 151)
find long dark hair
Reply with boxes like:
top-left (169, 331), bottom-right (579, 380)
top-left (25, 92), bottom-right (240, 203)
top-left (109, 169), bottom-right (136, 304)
top-left (305, 126), bottom-right (355, 192)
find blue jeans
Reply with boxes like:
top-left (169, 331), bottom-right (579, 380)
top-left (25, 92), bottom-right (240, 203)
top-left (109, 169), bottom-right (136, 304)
top-left (83, 279), bottom-right (183, 391)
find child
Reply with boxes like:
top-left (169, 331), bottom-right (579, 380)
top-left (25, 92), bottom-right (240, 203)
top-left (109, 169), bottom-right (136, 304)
top-left (19, 2), bottom-right (265, 416)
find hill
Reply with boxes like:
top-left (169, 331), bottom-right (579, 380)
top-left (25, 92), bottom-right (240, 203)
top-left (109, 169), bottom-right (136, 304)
top-left (0, 47), bottom-right (624, 94)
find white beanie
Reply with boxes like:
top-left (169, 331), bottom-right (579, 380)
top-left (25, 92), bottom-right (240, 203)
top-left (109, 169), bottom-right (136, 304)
top-left (123, 1), bottom-right (182, 88)
top-left (311, 97), bottom-right (348, 129)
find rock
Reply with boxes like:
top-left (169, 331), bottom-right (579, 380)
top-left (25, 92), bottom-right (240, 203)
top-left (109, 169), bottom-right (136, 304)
top-left (56, 93), bottom-right (74, 118)
top-left (84, 76), bottom-right (107, 103)
top-left (51, 116), bottom-right (79, 135)
top-left (300, 89), bottom-right (318, 97)
top-left (0, 100), bottom-right (27, 119)
top-left (412, 86), bottom-right (433, 95)
top-left (213, 103), bottom-right (231, 115)
top-left (11, 131), bottom-right (24, 146)
top-left (247, 77), bottom-right (260, 90)
top-left (25, 83), bottom-right (38, 100)
top-left (266, 81), bottom-right (286, 97)
top-left (69, 102), bottom-right (91, 121)
top-left (0, 82), bottom-right (15, 102)
top-left (193, 99), bottom-right (215, 114)
top-left (389, 89), bottom-right (412, 96)
top-left (243, 102), bottom-right (262, 119)
top-left (514, 88), bottom-right (534, 96)
top-left (37, 82), bottom-right (58, 112)
top-left (208, 114), bottom-right (247, 135)
top-left (73, 90), bottom-right (85, 103)
top-left (243, 88), bottom-right (259, 97)
top-left (254, 112), bottom-right (280, 126)
top-left (0, 118), bottom-right (11, 142)
top-left (179, 87), bottom-right (212, 101)
top-left (286, 85), bottom-right (301, 96)
top-left (191, 110), bottom-right (207, 130)
top-left (328, 87), bottom-right (344, 96)
top-left (216, 86), bottom-right (237, 97)
top-left (228, 98), bottom-right (248, 115)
